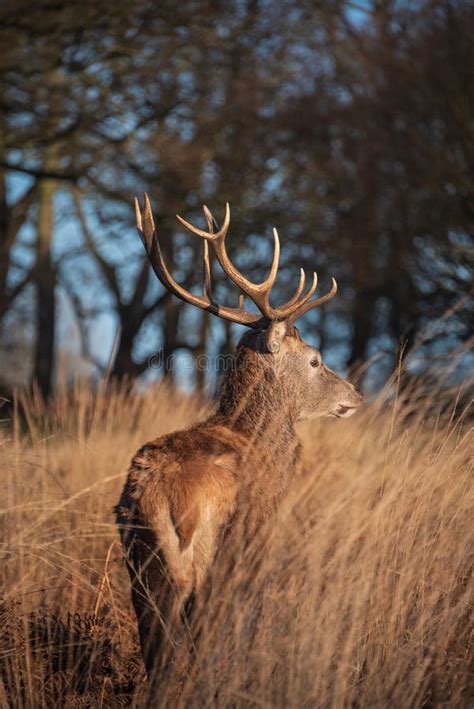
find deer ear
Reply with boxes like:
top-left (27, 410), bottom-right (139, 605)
top-left (266, 321), bottom-right (287, 353)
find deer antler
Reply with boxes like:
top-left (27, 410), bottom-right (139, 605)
top-left (135, 194), bottom-right (337, 330)
top-left (135, 195), bottom-right (268, 328)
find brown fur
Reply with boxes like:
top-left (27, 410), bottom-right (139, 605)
top-left (115, 327), bottom-right (362, 694)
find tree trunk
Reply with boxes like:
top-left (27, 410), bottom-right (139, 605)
top-left (109, 331), bottom-right (136, 380)
top-left (33, 154), bottom-right (56, 399)
top-left (0, 175), bottom-right (37, 323)
top-left (0, 168), bottom-right (9, 319)
top-left (109, 320), bottom-right (149, 381)
top-left (195, 312), bottom-right (210, 392)
top-left (347, 289), bottom-right (376, 373)
top-left (0, 119), bottom-right (8, 302)
top-left (160, 293), bottom-right (183, 386)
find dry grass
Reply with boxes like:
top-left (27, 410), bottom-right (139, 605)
top-left (0, 372), bottom-right (472, 707)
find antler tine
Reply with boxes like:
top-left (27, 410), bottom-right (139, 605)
top-left (135, 193), bottom-right (156, 253)
top-left (202, 206), bottom-right (214, 300)
top-left (176, 202), bottom-right (230, 241)
top-left (266, 271), bottom-right (317, 321)
top-left (134, 196), bottom-right (143, 234)
top-left (295, 271), bottom-right (318, 308)
top-left (278, 267), bottom-right (306, 310)
top-left (203, 205), bottom-right (220, 233)
top-left (202, 241), bottom-right (212, 300)
top-left (287, 276), bottom-right (338, 326)
top-left (264, 228), bottom-right (280, 290)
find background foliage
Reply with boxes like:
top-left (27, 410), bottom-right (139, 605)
top-left (0, 0), bottom-right (473, 397)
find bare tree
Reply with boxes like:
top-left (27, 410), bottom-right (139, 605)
top-left (1, 0), bottom-right (472, 392)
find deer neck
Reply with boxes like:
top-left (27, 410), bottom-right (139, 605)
top-left (211, 364), bottom-right (302, 526)
top-left (214, 362), bottom-right (300, 460)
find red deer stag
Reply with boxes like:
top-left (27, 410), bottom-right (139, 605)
top-left (116, 195), bottom-right (362, 691)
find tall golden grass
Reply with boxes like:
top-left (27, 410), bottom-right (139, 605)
top-left (0, 370), bottom-right (472, 707)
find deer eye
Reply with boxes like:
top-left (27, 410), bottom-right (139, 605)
top-left (310, 357), bottom-right (320, 368)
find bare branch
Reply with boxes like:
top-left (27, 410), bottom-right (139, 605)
top-left (72, 188), bottom-right (121, 298)
top-left (0, 161), bottom-right (78, 183)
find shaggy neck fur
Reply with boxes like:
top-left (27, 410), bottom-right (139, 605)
top-left (214, 336), bottom-right (301, 467)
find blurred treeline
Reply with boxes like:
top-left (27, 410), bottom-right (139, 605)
top-left (0, 0), bottom-right (472, 398)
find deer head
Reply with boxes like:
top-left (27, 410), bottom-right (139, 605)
top-left (135, 195), bottom-right (362, 423)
